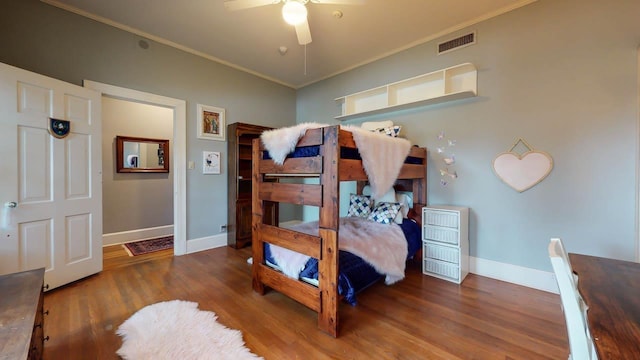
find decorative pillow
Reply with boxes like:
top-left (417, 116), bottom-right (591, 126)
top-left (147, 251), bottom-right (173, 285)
top-left (374, 125), bottom-right (401, 137)
top-left (347, 194), bottom-right (373, 218)
top-left (360, 120), bottom-right (394, 132)
top-left (368, 202), bottom-right (401, 225)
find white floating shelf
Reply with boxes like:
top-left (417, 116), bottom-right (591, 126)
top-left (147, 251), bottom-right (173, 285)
top-left (335, 63), bottom-right (477, 121)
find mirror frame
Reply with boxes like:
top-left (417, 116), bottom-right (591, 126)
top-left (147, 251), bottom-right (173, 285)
top-left (116, 135), bottom-right (170, 173)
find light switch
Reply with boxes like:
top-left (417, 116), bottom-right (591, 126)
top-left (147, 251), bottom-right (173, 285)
top-left (188, 161), bottom-right (195, 169)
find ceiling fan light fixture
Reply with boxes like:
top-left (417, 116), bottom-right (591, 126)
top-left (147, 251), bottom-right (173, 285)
top-left (282, 1), bottom-right (307, 26)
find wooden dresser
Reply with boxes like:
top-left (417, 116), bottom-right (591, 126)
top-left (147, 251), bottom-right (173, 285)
top-left (0, 268), bottom-right (46, 359)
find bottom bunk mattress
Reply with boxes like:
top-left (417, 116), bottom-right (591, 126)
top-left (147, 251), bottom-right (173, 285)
top-left (264, 217), bottom-right (421, 306)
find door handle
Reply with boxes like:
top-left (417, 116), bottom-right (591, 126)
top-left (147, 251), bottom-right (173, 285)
top-left (2, 202), bottom-right (17, 230)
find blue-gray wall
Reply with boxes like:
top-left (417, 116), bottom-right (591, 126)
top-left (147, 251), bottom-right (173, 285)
top-left (0, 0), bottom-right (297, 241)
top-left (296, 0), bottom-right (640, 271)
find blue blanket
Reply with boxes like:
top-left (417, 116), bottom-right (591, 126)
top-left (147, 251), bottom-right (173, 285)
top-left (265, 218), bottom-right (421, 305)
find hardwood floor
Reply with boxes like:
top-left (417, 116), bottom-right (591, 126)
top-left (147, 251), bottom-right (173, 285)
top-left (43, 246), bottom-right (568, 359)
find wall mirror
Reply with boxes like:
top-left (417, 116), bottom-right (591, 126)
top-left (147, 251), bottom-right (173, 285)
top-left (116, 135), bottom-right (170, 173)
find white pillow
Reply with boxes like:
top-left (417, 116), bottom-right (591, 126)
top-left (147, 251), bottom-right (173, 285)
top-left (362, 185), bottom-right (395, 203)
top-left (360, 120), bottom-right (394, 132)
top-left (394, 193), bottom-right (411, 224)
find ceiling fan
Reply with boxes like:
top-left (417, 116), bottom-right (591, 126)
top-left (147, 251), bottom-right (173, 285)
top-left (223, 0), bottom-right (364, 45)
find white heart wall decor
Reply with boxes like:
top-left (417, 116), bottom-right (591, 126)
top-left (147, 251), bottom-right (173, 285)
top-left (492, 139), bottom-right (553, 193)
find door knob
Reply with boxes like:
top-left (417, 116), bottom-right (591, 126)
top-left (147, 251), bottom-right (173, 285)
top-left (2, 202), bottom-right (17, 230)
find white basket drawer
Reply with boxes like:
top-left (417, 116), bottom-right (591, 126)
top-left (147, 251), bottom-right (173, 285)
top-left (423, 258), bottom-right (459, 281)
top-left (423, 210), bottom-right (459, 229)
top-left (423, 225), bottom-right (459, 245)
top-left (423, 242), bottom-right (459, 264)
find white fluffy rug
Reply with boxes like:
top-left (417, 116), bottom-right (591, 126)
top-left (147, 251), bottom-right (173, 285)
top-left (116, 300), bottom-right (262, 360)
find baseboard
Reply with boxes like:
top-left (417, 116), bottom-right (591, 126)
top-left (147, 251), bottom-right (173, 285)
top-left (103, 225), bottom-right (174, 246)
top-left (185, 221), bottom-right (303, 255)
top-left (470, 256), bottom-right (558, 294)
top-left (185, 233), bottom-right (227, 254)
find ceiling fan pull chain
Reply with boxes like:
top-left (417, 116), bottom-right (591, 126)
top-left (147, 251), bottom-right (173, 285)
top-left (304, 44), bottom-right (307, 75)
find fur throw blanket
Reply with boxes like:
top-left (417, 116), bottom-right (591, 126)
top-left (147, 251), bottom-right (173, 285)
top-left (260, 123), bottom-right (411, 199)
top-left (260, 122), bottom-right (326, 165)
top-left (269, 217), bottom-right (408, 285)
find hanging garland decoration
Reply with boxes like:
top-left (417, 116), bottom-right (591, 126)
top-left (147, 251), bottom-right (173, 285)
top-left (436, 130), bottom-right (458, 186)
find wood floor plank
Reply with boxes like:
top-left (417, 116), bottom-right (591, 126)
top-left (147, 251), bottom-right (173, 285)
top-left (42, 246), bottom-right (568, 359)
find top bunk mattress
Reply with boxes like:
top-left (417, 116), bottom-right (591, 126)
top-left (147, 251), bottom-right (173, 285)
top-left (262, 145), bottom-right (423, 164)
top-left (259, 124), bottom-right (423, 199)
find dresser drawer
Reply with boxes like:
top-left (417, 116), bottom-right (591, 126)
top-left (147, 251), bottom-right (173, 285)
top-left (423, 242), bottom-right (459, 264)
top-left (423, 258), bottom-right (460, 282)
top-left (423, 210), bottom-right (460, 229)
top-left (423, 225), bottom-right (459, 245)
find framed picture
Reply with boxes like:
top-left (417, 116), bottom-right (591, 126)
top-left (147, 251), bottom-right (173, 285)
top-left (203, 151), bottom-right (221, 174)
top-left (197, 104), bottom-right (226, 141)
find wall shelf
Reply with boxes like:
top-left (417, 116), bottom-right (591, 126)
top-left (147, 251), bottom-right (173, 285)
top-left (335, 63), bottom-right (477, 121)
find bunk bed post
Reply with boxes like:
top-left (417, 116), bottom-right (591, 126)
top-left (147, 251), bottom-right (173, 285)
top-left (318, 125), bottom-right (340, 337)
top-left (251, 138), bottom-right (265, 295)
top-left (413, 147), bottom-right (428, 208)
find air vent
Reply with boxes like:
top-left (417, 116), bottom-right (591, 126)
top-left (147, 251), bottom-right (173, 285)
top-left (438, 32), bottom-right (476, 55)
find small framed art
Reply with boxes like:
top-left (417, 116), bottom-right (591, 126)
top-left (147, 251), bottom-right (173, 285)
top-left (197, 104), bottom-right (226, 141)
top-left (203, 151), bottom-right (221, 174)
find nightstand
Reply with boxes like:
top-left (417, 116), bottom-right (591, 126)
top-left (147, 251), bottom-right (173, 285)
top-left (422, 206), bottom-right (469, 284)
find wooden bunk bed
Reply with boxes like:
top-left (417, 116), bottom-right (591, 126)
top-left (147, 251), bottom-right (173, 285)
top-left (251, 124), bottom-right (427, 337)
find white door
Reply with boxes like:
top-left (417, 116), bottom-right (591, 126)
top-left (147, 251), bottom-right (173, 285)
top-left (0, 62), bottom-right (102, 290)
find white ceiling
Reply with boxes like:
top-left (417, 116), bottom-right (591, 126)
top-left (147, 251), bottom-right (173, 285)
top-left (43, 0), bottom-right (536, 89)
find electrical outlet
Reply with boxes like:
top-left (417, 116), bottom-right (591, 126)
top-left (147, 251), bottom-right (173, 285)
top-left (220, 224), bottom-right (227, 233)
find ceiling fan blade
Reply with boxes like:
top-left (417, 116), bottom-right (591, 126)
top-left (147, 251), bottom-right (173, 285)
top-left (310, 0), bottom-right (365, 5)
top-left (295, 20), bottom-right (312, 45)
top-left (223, 0), bottom-right (281, 11)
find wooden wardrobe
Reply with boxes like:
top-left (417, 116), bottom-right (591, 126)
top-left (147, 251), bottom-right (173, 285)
top-left (227, 122), bottom-right (277, 249)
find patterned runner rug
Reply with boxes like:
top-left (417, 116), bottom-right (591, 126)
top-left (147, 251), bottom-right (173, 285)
top-left (123, 236), bottom-right (173, 256)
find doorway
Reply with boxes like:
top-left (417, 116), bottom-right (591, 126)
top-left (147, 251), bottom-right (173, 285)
top-left (83, 81), bottom-right (187, 255)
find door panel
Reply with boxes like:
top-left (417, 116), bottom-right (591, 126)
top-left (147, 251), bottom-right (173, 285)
top-left (18, 82), bottom-right (52, 116)
top-left (0, 62), bottom-right (102, 290)
top-left (19, 219), bottom-right (52, 271)
top-left (19, 126), bottom-right (51, 202)
top-left (66, 134), bottom-right (90, 199)
top-left (66, 213), bottom-right (91, 263)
